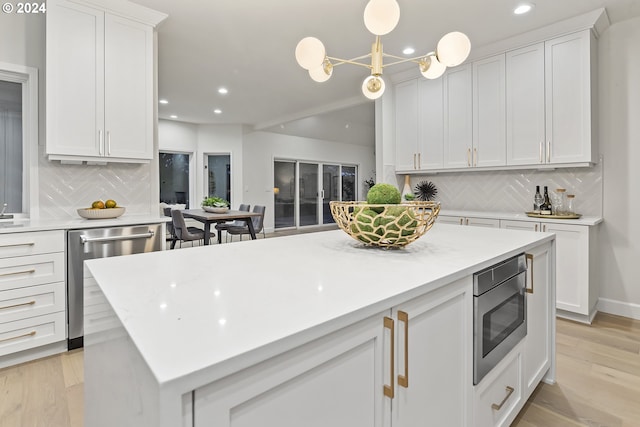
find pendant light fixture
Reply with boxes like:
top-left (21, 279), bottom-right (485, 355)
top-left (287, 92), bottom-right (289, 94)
top-left (295, 0), bottom-right (471, 100)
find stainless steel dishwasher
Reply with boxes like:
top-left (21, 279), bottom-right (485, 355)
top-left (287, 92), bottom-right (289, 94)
top-left (67, 224), bottom-right (162, 349)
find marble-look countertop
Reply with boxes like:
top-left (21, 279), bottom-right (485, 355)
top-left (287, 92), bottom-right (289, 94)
top-left (85, 225), bottom-right (554, 389)
top-left (439, 209), bottom-right (603, 226)
top-left (0, 214), bottom-right (170, 234)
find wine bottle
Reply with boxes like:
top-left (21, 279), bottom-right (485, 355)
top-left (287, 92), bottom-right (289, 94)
top-left (540, 186), bottom-right (552, 215)
top-left (533, 186), bottom-right (543, 214)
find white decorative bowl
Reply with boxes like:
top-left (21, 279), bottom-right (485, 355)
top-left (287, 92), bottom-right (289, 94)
top-left (203, 206), bottom-right (229, 213)
top-left (77, 207), bottom-right (126, 219)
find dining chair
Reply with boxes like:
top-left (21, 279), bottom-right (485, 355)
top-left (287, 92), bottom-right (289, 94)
top-left (171, 209), bottom-right (210, 248)
top-left (215, 204), bottom-right (250, 243)
top-left (163, 207), bottom-right (178, 249)
top-left (227, 205), bottom-right (266, 242)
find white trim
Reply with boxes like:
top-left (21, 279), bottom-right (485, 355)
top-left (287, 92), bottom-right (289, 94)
top-left (597, 298), bottom-right (640, 321)
top-left (0, 62), bottom-right (39, 219)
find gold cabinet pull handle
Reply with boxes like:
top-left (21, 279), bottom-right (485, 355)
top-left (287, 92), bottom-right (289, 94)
top-left (98, 130), bottom-right (103, 155)
top-left (383, 316), bottom-right (395, 398)
top-left (0, 300), bottom-right (36, 311)
top-left (542, 224), bottom-right (547, 232)
top-left (417, 153), bottom-right (421, 169)
top-left (0, 330), bottom-right (36, 344)
top-left (466, 218), bottom-right (470, 226)
top-left (473, 147), bottom-right (477, 166)
top-left (397, 311), bottom-right (409, 388)
top-left (547, 141), bottom-right (551, 163)
top-left (491, 386), bottom-right (515, 411)
top-left (526, 253), bottom-right (534, 294)
top-left (0, 268), bottom-right (36, 278)
top-left (413, 153), bottom-right (417, 170)
top-left (107, 131), bottom-right (112, 156)
top-left (467, 148), bottom-right (471, 166)
top-left (459, 218), bottom-right (463, 225)
top-left (534, 224), bottom-right (538, 232)
top-left (0, 242), bottom-right (35, 249)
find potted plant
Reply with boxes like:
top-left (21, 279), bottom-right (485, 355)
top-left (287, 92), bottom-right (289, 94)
top-left (201, 196), bottom-right (230, 213)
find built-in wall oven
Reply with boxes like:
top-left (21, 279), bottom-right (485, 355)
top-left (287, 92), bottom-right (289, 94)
top-left (473, 253), bottom-right (528, 385)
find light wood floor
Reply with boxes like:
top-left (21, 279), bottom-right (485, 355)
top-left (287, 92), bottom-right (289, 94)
top-left (1, 313), bottom-right (638, 426)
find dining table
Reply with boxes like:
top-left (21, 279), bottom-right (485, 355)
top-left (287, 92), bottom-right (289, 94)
top-left (181, 209), bottom-right (263, 245)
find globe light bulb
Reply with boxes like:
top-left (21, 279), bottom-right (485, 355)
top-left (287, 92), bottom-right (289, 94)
top-left (420, 55), bottom-right (446, 79)
top-left (309, 61), bottom-right (333, 82)
top-left (436, 31), bottom-right (471, 67)
top-left (363, 0), bottom-right (400, 36)
top-left (295, 37), bottom-right (326, 70)
top-left (362, 75), bottom-right (385, 100)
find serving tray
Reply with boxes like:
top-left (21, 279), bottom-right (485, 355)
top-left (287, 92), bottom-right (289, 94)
top-left (525, 212), bottom-right (581, 219)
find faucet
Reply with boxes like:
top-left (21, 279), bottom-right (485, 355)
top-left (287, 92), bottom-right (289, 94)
top-left (0, 203), bottom-right (13, 219)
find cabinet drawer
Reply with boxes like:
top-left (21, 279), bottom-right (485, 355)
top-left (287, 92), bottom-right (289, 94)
top-left (0, 230), bottom-right (64, 258)
top-left (0, 312), bottom-right (66, 357)
top-left (0, 253), bottom-right (65, 291)
top-left (0, 282), bottom-right (65, 324)
top-left (474, 351), bottom-right (522, 427)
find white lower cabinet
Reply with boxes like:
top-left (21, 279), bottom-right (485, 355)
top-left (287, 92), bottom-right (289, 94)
top-left (439, 215), bottom-right (500, 228)
top-left (501, 219), bottom-right (597, 322)
top-left (194, 312), bottom-right (389, 427)
top-left (391, 278), bottom-right (471, 427)
top-left (473, 240), bottom-right (554, 427)
top-left (193, 278), bottom-right (472, 427)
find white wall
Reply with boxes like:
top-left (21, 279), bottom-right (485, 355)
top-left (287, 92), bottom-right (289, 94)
top-left (597, 16), bottom-right (640, 318)
top-left (243, 131), bottom-right (375, 232)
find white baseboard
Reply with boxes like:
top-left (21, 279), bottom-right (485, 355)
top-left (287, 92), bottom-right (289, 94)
top-left (597, 298), bottom-right (640, 321)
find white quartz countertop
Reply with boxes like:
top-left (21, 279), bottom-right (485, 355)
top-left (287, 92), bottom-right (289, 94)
top-left (0, 214), bottom-right (169, 234)
top-left (85, 224), bottom-right (554, 391)
top-left (439, 209), bottom-right (603, 226)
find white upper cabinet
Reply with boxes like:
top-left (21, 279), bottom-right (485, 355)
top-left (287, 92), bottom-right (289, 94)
top-left (46, 0), bottom-right (165, 163)
top-left (545, 31), bottom-right (595, 164)
top-left (395, 80), bottom-right (419, 172)
top-left (443, 64), bottom-right (473, 168)
top-left (506, 43), bottom-right (546, 166)
top-left (473, 54), bottom-right (506, 167)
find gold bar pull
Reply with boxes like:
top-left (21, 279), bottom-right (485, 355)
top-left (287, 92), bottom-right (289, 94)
top-left (526, 253), bottom-right (534, 294)
top-left (397, 311), bottom-right (409, 388)
top-left (413, 153), bottom-right (417, 170)
top-left (534, 224), bottom-right (538, 232)
top-left (547, 141), bottom-right (551, 163)
top-left (539, 141), bottom-right (543, 163)
top-left (0, 300), bottom-right (36, 311)
top-left (492, 386), bottom-right (515, 411)
top-left (417, 153), bottom-right (421, 169)
top-left (0, 242), bottom-right (35, 249)
top-left (459, 218), bottom-right (463, 225)
top-left (0, 330), bottom-right (36, 344)
top-left (473, 147), bottom-right (477, 166)
top-left (467, 148), bottom-right (471, 166)
top-left (0, 268), bottom-right (36, 278)
top-left (383, 316), bottom-right (395, 398)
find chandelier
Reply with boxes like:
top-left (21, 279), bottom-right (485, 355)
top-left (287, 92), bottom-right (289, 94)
top-left (295, 0), bottom-right (471, 100)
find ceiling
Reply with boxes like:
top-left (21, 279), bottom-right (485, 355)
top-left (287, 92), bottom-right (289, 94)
top-left (131, 0), bottom-right (640, 141)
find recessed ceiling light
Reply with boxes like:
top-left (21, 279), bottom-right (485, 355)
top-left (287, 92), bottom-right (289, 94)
top-left (218, 87), bottom-right (228, 95)
top-left (170, 115), bottom-right (177, 119)
top-left (213, 109), bottom-right (222, 114)
top-left (402, 47), bottom-right (415, 55)
top-left (514, 3), bottom-right (534, 15)
top-left (159, 99), bottom-right (169, 104)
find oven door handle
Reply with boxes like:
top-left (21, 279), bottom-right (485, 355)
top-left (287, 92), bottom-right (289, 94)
top-left (525, 253), bottom-right (534, 294)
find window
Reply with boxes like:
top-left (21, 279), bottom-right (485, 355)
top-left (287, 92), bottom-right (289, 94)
top-left (159, 152), bottom-right (190, 207)
top-left (0, 62), bottom-right (38, 216)
top-left (205, 154), bottom-right (231, 203)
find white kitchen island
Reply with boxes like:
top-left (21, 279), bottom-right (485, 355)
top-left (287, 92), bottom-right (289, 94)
top-left (83, 225), bottom-right (555, 427)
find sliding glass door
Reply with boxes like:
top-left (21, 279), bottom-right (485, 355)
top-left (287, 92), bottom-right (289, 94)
top-left (274, 160), bottom-right (357, 230)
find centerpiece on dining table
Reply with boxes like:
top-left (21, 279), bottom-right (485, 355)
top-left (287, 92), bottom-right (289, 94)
top-left (330, 183), bottom-right (440, 249)
top-left (201, 197), bottom-right (230, 213)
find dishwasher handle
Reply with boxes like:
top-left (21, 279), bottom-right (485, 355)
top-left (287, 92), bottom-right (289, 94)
top-left (80, 231), bottom-right (155, 244)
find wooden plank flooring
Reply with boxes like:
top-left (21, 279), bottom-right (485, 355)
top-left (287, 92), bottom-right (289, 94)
top-left (1, 313), bottom-right (638, 426)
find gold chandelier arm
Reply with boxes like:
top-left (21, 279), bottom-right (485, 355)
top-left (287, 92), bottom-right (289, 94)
top-left (381, 51), bottom-right (436, 68)
top-left (327, 55), bottom-right (372, 69)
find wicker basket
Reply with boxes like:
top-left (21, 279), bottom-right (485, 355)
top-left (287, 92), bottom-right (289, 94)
top-left (330, 201), bottom-right (440, 248)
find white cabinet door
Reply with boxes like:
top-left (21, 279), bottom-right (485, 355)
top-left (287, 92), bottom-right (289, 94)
top-left (523, 243), bottom-right (552, 397)
top-left (392, 277), bottom-right (471, 427)
top-left (506, 43), bottom-right (545, 166)
top-left (545, 222), bottom-right (590, 316)
top-left (104, 14), bottom-right (153, 160)
top-left (545, 31), bottom-right (593, 164)
top-left (444, 65), bottom-right (473, 168)
top-left (418, 78), bottom-right (444, 169)
top-left (46, 0), bottom-right (104, 158)
top-left (473, 54), bottom-right (506, 167)
top-left (395, 80), bottom-right (419, 172)
top-left (194, 313), bottom-right (389, 427)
